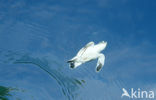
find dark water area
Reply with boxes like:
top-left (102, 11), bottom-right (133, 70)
top-left (0, 51), bottom-right (86, 100)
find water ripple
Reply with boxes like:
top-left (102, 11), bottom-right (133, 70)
top-left (0, 50), bottom-right (84, 100)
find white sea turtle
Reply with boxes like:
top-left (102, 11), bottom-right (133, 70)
top-left (67, 41), bottom-right (107, 72)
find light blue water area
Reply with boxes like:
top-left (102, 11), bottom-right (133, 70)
top-left (0, 0), bottom-right (156, 100)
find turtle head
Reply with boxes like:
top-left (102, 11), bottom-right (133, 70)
top-left (68, 61), bottom-right (82, 69)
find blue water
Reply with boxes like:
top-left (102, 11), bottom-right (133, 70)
top-left (0, 50), bottom-right (125, 100)
top-left (0, 0), bottom-right (156, 100)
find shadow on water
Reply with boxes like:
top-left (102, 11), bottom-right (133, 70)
top-left (0, 50), bottom-right (84, 100)
top-left (0, 85), bottom-right (25, 100)
top-left (0, 86), bottom-right (12, 100)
